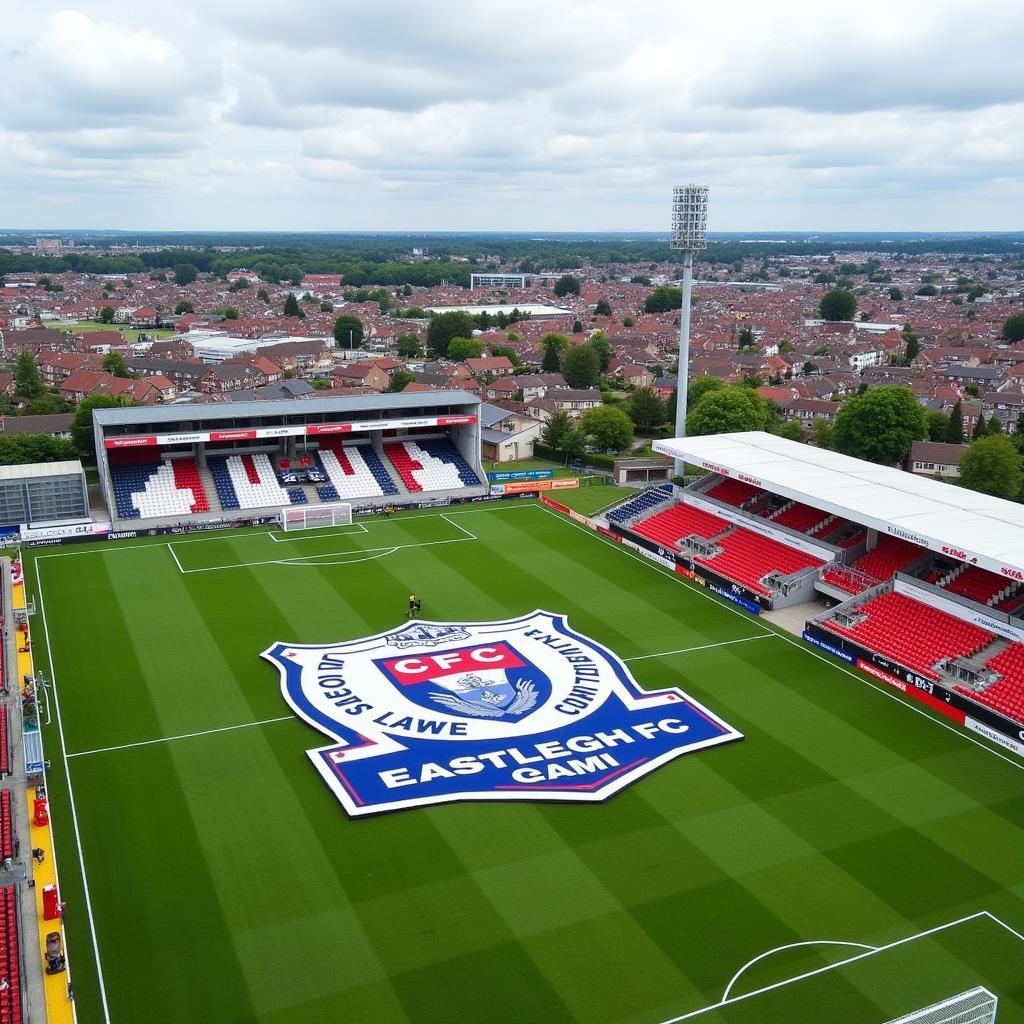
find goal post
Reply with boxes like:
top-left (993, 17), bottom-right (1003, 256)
top-left (882, 987), bottom-right (998, 1024)
top-left (280, 502), bottom-right (353, 531)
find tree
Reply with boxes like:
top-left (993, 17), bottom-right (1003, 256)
top-left (447, 337), bottom-right (483, 361)
top-left (102, 352), bottom-right (130, 378)
top-left (173, 263), bottom-right (198, 286)
top-left (98, 306), bottom-right (115, 323)
top-left (580, 405), bottom-right (633, 452)
top-left (644, 286), bottom-right (682, 314)
top-left (541, 333), bottom-right (569, 373)
top-left (396, 334), bottom-right (420, 358)
top-left (71, 395), bottom-right (133, 459)
top-left (283, 293), bottom-right (302, 317)
top-left (174, 300), bottom-right (194, 315)
top-left (889, 286), bottom-right (903, 301)
top-left (14, 351), bottom-right (44, 400)
top-left (1002, 313), bottom-right (1024, 343)
top-left (927, 409), bottom-right (950, 442)
top-left (553, 274), bottom-right (581, 297)
top-left (686, 385), bottom-right (773, 437)
top-left (779, 420), bottom-right (804, 441)
top-left (688, 376), bottom-right (726, 409)
top-left (257, 288), bottom-right (269, 303)
top-left (737, 327), bottom-right (755, 350)
top-left (990, 416), bottom-right (1003, 435)
top-left (903, 325), bottom-right (921, 363)
top-left (819, 288), bottom-right (857, 321)
top-left (622, 315), bottom-right (634, 328)
top-left (811, 418), bottom-right (835, 449)
top-left (974, 409), bottom-right (987, 439)
top-left (218, 306), bottom-right (239, 320)
top-left (594, 299), bottom-right (612, 317)
top-left (628, 388), bottom-right (665, 432)
top-left (560, 428), bottom-right (587, 463)
top-left (540, 410), bottom-right (573, 450)
top-left (832, 385), bottom-right (929, 465)
top-left (959, 434), bottom-right (1023, 500)
top-left (587, 331), bottom-right (612, 373)
top-left (946, 400), bottom-right (965, 444)
top-left (427, 311), bottom-right (475, 358)
top-left (386, 369), bottom-right (416, 393)
top-left (333, 314), bottom-right (365, 350)
top-left (562, 345), bottom-right (600, 388)
top-left (916, 284), bottom-right (939, 297)
top-left (0, 434), bottom-right (76, 466)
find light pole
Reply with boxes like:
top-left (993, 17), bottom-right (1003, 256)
top-left (670, 184), bottom-right (709, 479)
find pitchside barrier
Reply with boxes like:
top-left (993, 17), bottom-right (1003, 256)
top-left (883, 987), bottom-right (997, 1024)
top-left (803, 620), bottom-right (1024, 756)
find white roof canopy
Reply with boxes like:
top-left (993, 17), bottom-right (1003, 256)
top-left (654, 431), bottom-right (1024, 580)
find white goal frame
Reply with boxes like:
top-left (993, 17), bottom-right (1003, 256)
top-left (883, 987), bottom-right (997, 1024)
top-left (280, 502), bottom-right (353, 531)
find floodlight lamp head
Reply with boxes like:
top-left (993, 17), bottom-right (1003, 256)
top-left (671, 184), bottom-right (709, 251)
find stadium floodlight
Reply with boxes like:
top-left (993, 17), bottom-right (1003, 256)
top-left (670, 184), bottom-right (709, 479)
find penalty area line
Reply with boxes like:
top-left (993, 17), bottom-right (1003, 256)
top-left (66, 715), bottom-right (296, 758)
top-left (624, 634), bottom-right (772, 662)
top-left (658, 910), bottom-right (991, 1023)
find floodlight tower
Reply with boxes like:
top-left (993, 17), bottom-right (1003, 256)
top-left (670, 184), bottom-right (709, 477)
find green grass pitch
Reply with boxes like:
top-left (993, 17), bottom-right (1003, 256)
top-left (25, 502), bottom-right (1024, 1023)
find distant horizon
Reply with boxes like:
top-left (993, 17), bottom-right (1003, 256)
top-left (3, 228), bottom-right (1023, 239)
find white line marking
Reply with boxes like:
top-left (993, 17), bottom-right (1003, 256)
top-left (32, 502), bottom-right (538, 561)
top-left (66, 715), bottom-right (295, 758)
top-left (440, 513), bottom-right (478, 540)
top-left (721, 939), bottom-right (877, 1002)
top-left (268, 522), bottom-right (369, 542)
top-left (624, 635), bottom-right (772, 662)
top-left (657, 911), bottom-right (991, 1023)
top-left (177, 535), bottom-right (472, 573)
top-left (166, 541), bottom-right (185, 574)
top-left (35, 564), bottom-right (112, 1024)
top-left (539, 506), bottom-right (1024, 776)
top-left (982, 909), bottom-right (1024, 944)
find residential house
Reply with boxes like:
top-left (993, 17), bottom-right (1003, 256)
top-left (908, 441), bottom-right (967, 478)
top-left (331, 362), bottom-right (390, 390)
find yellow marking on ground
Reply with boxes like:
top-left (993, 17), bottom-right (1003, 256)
top-left (14, 579), bottom-right (76, 1024)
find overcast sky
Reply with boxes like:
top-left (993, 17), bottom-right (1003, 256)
top-left (3, 0), bottom-right (1023, 232)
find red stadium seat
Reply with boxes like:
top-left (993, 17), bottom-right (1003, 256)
top-left (632, 504), bottom-right (728, 551)
top-left (825, 592), bottom-right (993, 681)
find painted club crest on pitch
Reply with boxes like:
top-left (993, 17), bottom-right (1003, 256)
top-left (262, 610), bottom-right (743, 818)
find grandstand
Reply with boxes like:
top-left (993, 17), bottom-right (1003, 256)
top-left (611, 430), bottom-right (1024, 745)
top-left (94, 393), bottom-right (485, 527)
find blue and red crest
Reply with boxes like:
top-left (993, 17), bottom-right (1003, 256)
top-left (262, 610), bottom-right (742, 818)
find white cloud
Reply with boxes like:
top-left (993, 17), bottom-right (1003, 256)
top-left (0, 0), bottom-right (1022, 229)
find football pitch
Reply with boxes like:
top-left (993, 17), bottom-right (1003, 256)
top-left (25, 501), bottom-right (1024, 1023)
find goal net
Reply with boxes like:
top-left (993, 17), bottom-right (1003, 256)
top-left (883, 988), bottom-right (997, 1024)
top-left (280, 502), bottom-right (353, 531)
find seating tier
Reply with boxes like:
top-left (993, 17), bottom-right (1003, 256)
top-left (632, 503), bottom-right (728, 551)
top-left (606, 484), bottom-right (673, 524)
top-left (693, 530), bottom-right (824, 597)
top-left (384, 440), bottom-right (477, 492)
top-left (705, 478), bottom-right (762, 507)
top-left (771, 502), bottom-right (830, 534)
top-left (209, 454), bottom-right (295, 510)
top-left (319, 443), bottom-right (398, 500)
top-left (969, 645), bottom-right (1024, 723)
top-left (0, 886), bottom-right (21, 1023)
top-left (111, 458), bottom-right (209, 519)
top-left (941, 565), bottom-right (1007, 606)
top-left (825, 591), bottom-right (993, 682)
